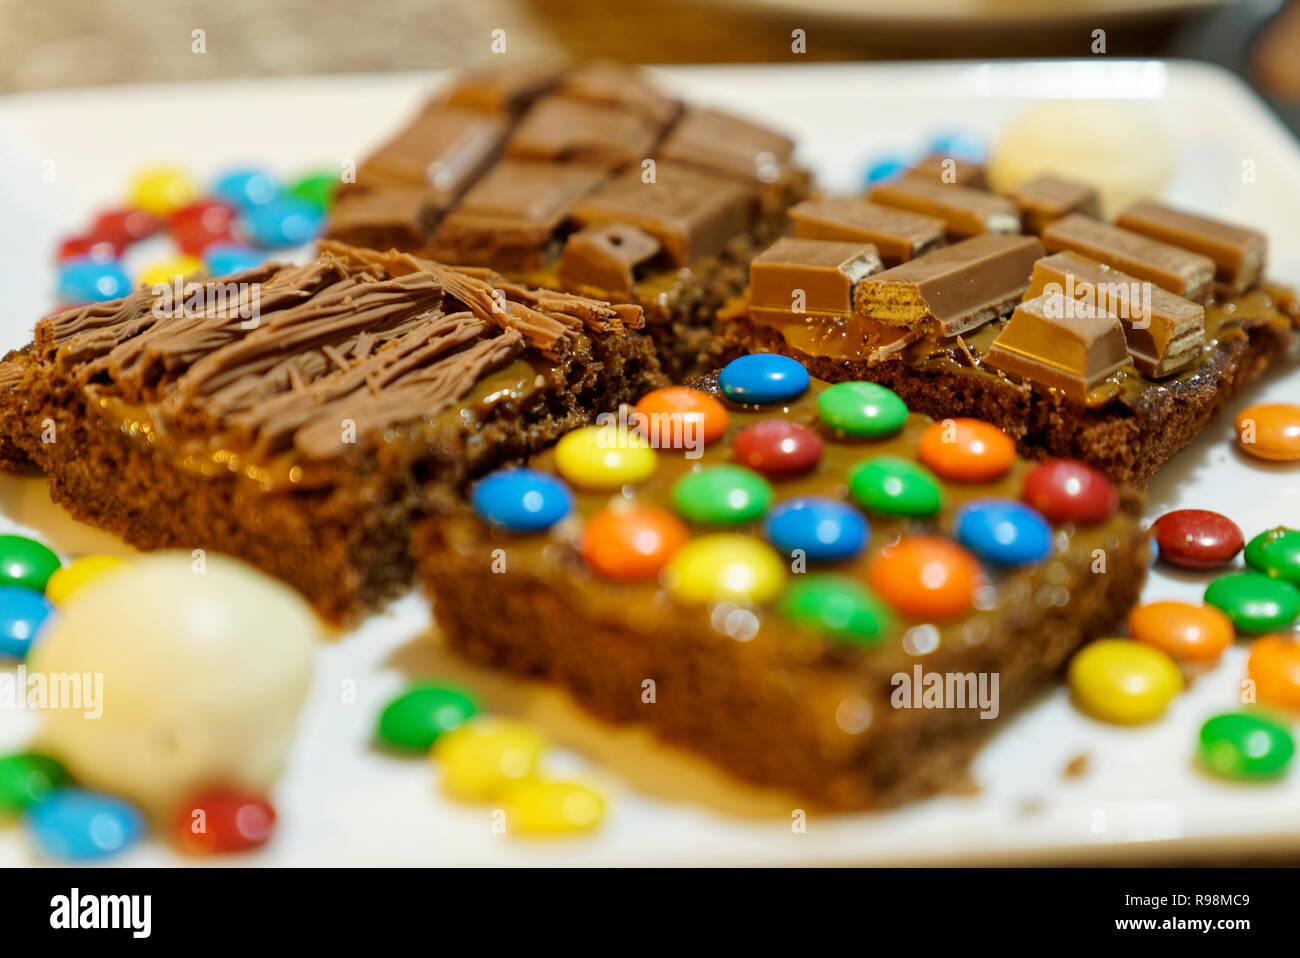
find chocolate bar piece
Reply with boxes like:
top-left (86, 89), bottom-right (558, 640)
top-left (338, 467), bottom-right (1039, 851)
top-left (985, 292), bottom-right (1133, 400)
top-left (570, 162), bottom-right (755, 267)
top-left (855, 234), bottom-right (1045, 336)
top-left (788, 198), bottom-right (944, 265)
top-left (749, 237), bottom-right (882, 319)
top-left (557, 223), bottom-right (662, 300)
top-left (323, 185), bottom-right (440, 252)
top-left (868, 178), bottom-right (1021, 239)
top-left (1041, 213), bottom-right (1216, 302)
top-left (658, 107), bottom-right (797, 186)
top-left (553, 61), bottom-right (681, 126)
top-left (1026, 251), bottom-right (1205, 377)
top-left (1006, 175), bottom-right (1101, 235)
top-left (443, 60), bottom-right (565, 114)
top-left (506, 96), bottom-right (665, 170)
top-left (901, 153), bottom-right (988, 189)
top-left (1116, 200), bottom-right (1267, 294)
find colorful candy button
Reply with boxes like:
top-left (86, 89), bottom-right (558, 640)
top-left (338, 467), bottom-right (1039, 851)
top-left (503, 780), bottom-right (606, 835)
top-left (578, 503), bottom-right (689, 581)
top-left (213, 168), bottom-right (280, 210)
top-left (203, 242), bottom-right (265, 277)
top-left (764, 496), bottom-right (869, 562)
top-left (44, 554), bottom-right (127, 605)
top-left (930, 130), bottom-right (986, 162)
top-left (1068, 639), bottom-right (1183, 724)
top-left (138, 254), bottom-right (205, 289)
top-left (1198, 712), bottom-right (1295, 780)
top-left (634, 387), bottom-right (729, 449)
top-left (432, 718), bottom-right (547, 801)
top-left (1021, 458), bottom-right (1117, 525)
top-left (717, 354), bottom-right (810, 405)
top-left (171, 789), bottom-right (277, 854)
top-left (472, 469), bottom-right (573, 533)
top-left (0, 753), bottom-right (67, 813)
top-left (0, 534), bottom-right (62, 592)
top-left (662, 535), bottom-right (786, 605)
top-left (1244, 527), bottom-right (1300, 586)
top-left (779, 574), bottom-right (893, 644)
top-left (288, 170), bottom-right (340, 210)
top-left (732, 420), bottom-right (824, 480)
top-left (128, 166), bottom-right (198, 217)
top-left (1204, 572), bottom-right (1300, 634)
top-left (57, 258), bottom-right (132, 304)
top-left (918, 418), bottom-right (1015, 482)
top-left (554, 425), bottom-right (656, 489)
top-left (1247, 635), bottom-right (1300, 710)
top-left (866, 535), bottom-right (982, 620)
top-left (954, 499), bottom-right (1052, 566)
top-left (1151, 509), bottom-right (1244, 569)
top-left (243, 195), bottom-right (324, 247)
top-left (57, 235), bottom-right (117, 263)
top-left (25, 788), bottom-right (146, 861)
top-left (863, 156), bottom-right (908, 185)
top-left (817, 381), bottom-right (908, 438)
top-left (671, 465), bottom-right (773, 525)
top-left (0, 587), bottom-right (54, 660)
top-left (170, 198), bottom-right (238, 254)
top-left (847, 457), bottom-right (943, 517)
top-left (90, 208), bottom-right (159, 247)
top-left (1127, 600), bottom-right (1234, 663)
top-left (1235, 402), bottom-right (1300, 462)
top-left (378, 682), bottom-right (479, 751)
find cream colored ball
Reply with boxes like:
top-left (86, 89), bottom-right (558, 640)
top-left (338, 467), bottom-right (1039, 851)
top-left (29, 551), bottom-right (317, 815)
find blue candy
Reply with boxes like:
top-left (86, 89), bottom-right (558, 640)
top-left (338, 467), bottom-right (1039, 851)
top-left (718, 354), bottom-right (810, 405)
top-left (472, 469), bottom-right (574, 533)
top-left (213, 167), bottom-right (280, 210)
top-left (764, 496), bottom-right (869, 563)
top-left (203, 242), bottom-right (266, 277)
top-left (928, 131), bottom-right (985, 163)
top-left (56, 258), bottom-right (132, 304)
top-left (954, 499), bottom-right (1053, 566)
top-left (242, 196), bottom-right (324, 248)
top-left (0, 586), bottom-right (54, 660)
top-left (862, 156), bottom-right (908, 186)
top-left (25, 789), bottom-right (145, 861)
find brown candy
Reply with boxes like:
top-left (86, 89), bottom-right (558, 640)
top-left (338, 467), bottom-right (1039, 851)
top-left (1041, 213), bottom-right (1217, 302)
top-left (854, 233), bottom-right (1044, 336)
top-left (557, 223), bottom-right (662, 300)
top-left (1116, 200), bottom-right (1267, 294)
top-left (506, 96), bottom-right (664, 170)
top-left (443, 60), bottom-right (565, 114)
top-left (901, 153), bottom-right (988, 189)
top-left (657, 107), bottom-right (798, 186)
top-left (868, 178), bottom-right (1021, 239)
top-left (788, 198), bottom-right (944, 265)
top-left (554, 62), bottom-right (682, 126)
top-left (985, 291), bottom-right (1133, 400)
top-left (1026, 251), bottom-right (1206, 378)
top-left (1006, 175), bottom-right (1101, 235)
top-left (749, 237), bottom-right (882, 320)
top-left (322, 186), bottom-right (441, 252)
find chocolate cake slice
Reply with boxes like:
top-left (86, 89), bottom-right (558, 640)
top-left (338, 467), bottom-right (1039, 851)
top-left (0, 244), bottom-right (663, 622)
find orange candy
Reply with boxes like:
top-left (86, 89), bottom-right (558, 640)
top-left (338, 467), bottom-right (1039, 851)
top-left (1127, 600), bottom-right (1234, 663)
top-left (1235, 403), bottom-right (1300, 462)
top-left (579, 503), bottom-right (690, 581)
top-left (635, 387), bottom-right (729, 451)
top-left (866, 535), bottom-right (984, 620)
top-left (1247, 635), bottom-right (1300, 710)
top-left (918, 418), bottom-right (1016, 482)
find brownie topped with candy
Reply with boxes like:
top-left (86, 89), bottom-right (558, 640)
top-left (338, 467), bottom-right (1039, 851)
top-left (415, 354), bottom-right (1149, 808)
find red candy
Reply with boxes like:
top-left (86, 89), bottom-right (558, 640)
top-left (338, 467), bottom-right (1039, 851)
top-left (1021, 459), bottom-right (1117, 525)
top-left (90, 208), bottom-right (159, 248)
top-left (171, 788), bottom-right (277, 855)
top-left (57, 235), bottom-right (118, 262)
top-left (1151, 509), bottom-right (1244, 569)
top-left (170, 199), bottom-right (238, 255)
top-left (732, 420), bottom-right (824, 480)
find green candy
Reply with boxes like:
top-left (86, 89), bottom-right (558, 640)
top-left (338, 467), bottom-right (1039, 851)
top-left (377, 683), bottom-right (479, 751)
top-left (0, 535), bottom-right (61, 592)
top-left (1198, 712), bottom-right (1295, 780)
top-left (671, 465), bottom-right (773, 525)
top-left (0, 752), bottom-right (67, 813)
top-left (288, 171), bottom-right (340, 210)
top-left (1204, 572), bottom-right (1300, 634)
top-left (848, 457), bottom-right (944, 517)
top-left (1244, 527), bottom-right (1300, 586)
top-left (817, 381), bottom-right (908, 438)
top-left (779, 575), bottom-right (893, 644)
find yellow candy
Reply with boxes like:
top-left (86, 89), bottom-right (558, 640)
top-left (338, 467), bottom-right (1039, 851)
top-left (1068, 638), bottom-right (1183, 724)
top-left (504, 780), bottom-right (606, 836)
top-left (44, 555), bottom-right (128, 605)
top-left (128, 166), bottom-right (198, 217)
top-left (662, 534), bottom-right (786, 605)
top-left (553, 425), bottom-right (656, 489)
top-left (431, 717), bottom-right (546, 801)
top-left (137, 255), bottom-right (205, 289)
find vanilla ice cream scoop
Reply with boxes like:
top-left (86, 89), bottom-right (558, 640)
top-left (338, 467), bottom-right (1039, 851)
top-left (29, 552), bottom-right (317, 815)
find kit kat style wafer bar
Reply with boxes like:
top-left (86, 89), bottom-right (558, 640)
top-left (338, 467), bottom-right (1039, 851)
top-left (1006, 175), bottom-right (1101, 235)
top-left (787, 198), bottom-right (944, 265)
top-left (1116, 200), bottom-right (1267, 294)
top-left (900, 152), bottom-right (988, 189)
top-left (748, 237), bottom-right (882, 321)
top-left (1041, 213), bottom-right (1217, 302)
top-left (868, 177), bottom-right (1021, 239)
top-left (557, 223), bottom-right (663, 301)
